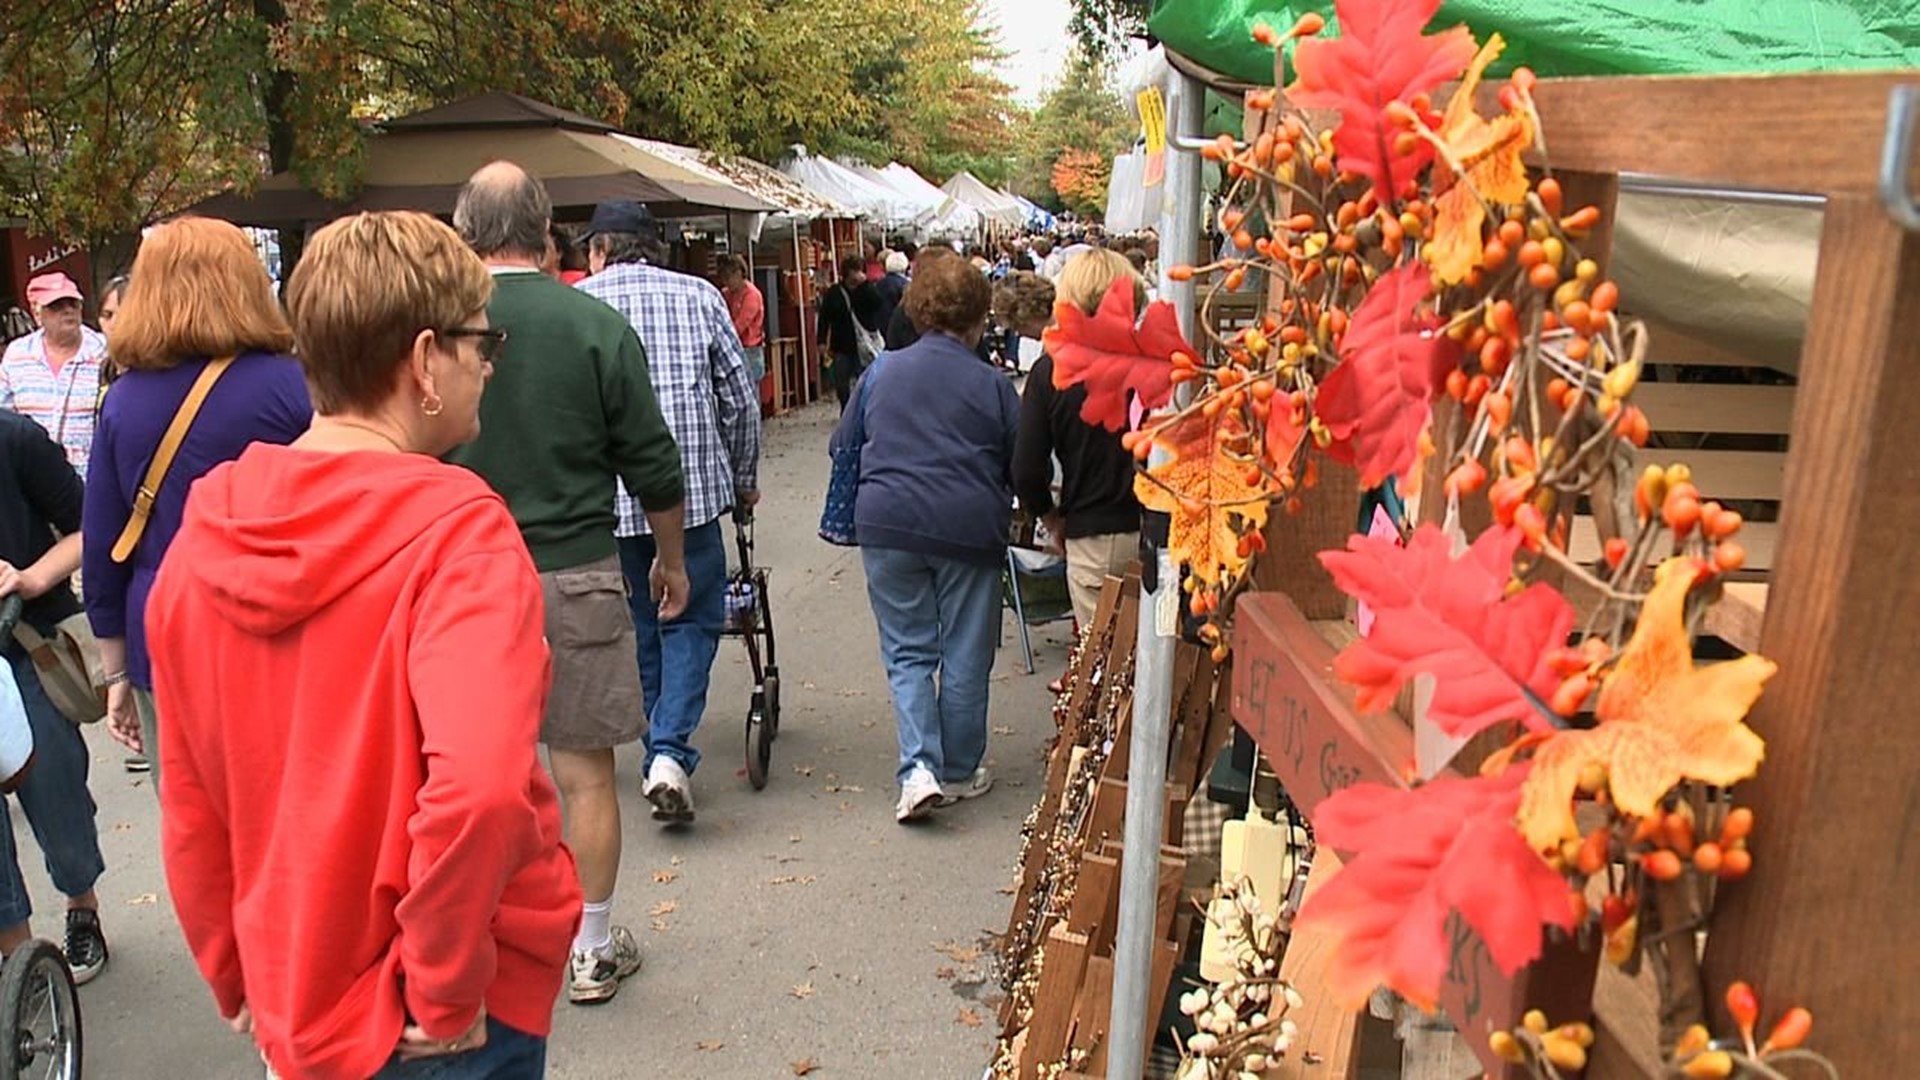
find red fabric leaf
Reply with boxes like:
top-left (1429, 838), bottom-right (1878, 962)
top-left (1313, 263), bottom-right (1458, 487)
top-left (1319, 524), bottom-right (1573, 739)
top-left (1298, 766), bottom-right (1576, 1010)
top-left (1288, 0), bottom-right (1477, 199)
top-left (1042, 279), bottom-right (1187, 431)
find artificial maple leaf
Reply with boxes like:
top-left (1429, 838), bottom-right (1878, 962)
top-left (1297, 766), bottom-right (1575, 1010)
top-left (1314, 263), bottom-right (1460, 487)
top-left (1134, 411), bottom-right (1274, 586)
top-left (1321, 524), bottom-right (1573, 739)
top-left (1426, 34), bottom-right (1537, 283)
top-left (1515, 559), bottom-right (1777, 850)
top-left (1044, 278), bottom-right (1188, 431)
top-left (1289, 0), bottom-right (1477, 199)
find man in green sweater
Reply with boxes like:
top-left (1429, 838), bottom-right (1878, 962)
top-left (449, 160), bottom-right (687, 1007)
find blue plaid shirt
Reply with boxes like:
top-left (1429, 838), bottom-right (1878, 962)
top-left (577, 262), bottom-right (761, 536)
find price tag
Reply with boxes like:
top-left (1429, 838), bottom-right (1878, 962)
top-left (1138, 87), bottom-right (1168, 187)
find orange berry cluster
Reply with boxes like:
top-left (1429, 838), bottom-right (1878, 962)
top-left (1669, 982), bottom-right (1814, 1076)
top-left (1632, 803), bottom-right (1753, 884)
top-left (1632, 464), bottom-right (1748, 574)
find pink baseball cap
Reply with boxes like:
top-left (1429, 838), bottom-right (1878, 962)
top-left (25, 272), bottom-right (83, 309)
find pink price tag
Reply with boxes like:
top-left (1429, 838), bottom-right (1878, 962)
top-left (1355, 504), bottom-right (1400, 638)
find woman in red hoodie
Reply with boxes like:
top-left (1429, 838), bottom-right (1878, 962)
top-left (146, 211), bottom-right (580, 1080)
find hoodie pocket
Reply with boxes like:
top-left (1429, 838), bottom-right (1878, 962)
top-left (551, 570), bottom-right (632, 647)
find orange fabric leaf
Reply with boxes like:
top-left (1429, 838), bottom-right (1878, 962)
top-left (1298, 766), bottom-right (1576, 1011)
top-left (1425, 34), bottom-right (1536, 284)
top-left (1133, 412), bottom-right (1272, 587)
top-left (1516, 559), bottom-right (1776, 850)
top-left (1043, 279), bottom-right (1187, 432)
top-left (1289, 0), bottom-right (1476, 200)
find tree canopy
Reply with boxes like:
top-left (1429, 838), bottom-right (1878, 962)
top-left (1012, 48), bottom-right (1136, 215)
top-left (0, 0), bottom-right (1018, 239)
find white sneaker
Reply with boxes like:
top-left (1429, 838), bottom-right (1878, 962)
top-left (895, 765), bottom-right (942, 823)
top-left (568, 925), bottom-right (643, 1005)
top-left (939, 767), bottom-right (994, 805)
top-left (643, 756), bottom-right (695, 823)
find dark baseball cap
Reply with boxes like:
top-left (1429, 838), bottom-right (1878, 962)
top-left (581, 199), bottom-right (657, 239)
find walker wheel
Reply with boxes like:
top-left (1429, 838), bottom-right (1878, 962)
top-left (745, 690), bottom-right (771, 791)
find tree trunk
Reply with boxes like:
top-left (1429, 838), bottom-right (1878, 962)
top-left (253, 0), bottom-right (303, 287)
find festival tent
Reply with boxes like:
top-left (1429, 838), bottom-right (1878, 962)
top-left (612, 135), bottom-right (856, 244)
top-left (1006, 191), bottom-right (1057, 232)
top-left (780, 148), bottom-right (920, 231)
top-left (853, 163), bottom-right (980, 237)
top-left (188, 92), bottom-right (778, 227)
top-left (941, 172), bottom-right (1028, 231)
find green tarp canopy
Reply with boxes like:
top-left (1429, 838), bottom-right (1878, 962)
top-left (1149, 1), bottom-right (1920, 88)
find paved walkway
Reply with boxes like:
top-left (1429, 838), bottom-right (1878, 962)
top-left (28, 399), bottom-right (1075, 1079)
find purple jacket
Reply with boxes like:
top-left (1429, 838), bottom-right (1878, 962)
top-left (83, 351), bottom-right (311, 688)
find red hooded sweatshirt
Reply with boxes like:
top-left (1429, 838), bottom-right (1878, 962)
top-left (147, 445), bottom-right (581, 1080)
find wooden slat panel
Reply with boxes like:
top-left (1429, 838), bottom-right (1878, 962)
top-left (1658, 449), bottom-right (1785, 501)
top-left (1702, 582), bottom-right (1769, 654)
top-left (1268, 852), bottom-right (1362, 1080)
top-left (1635, 383), bottom-right (1797, 434)
top-left (1636, 316), bottom-right (1801, 374)
top-left (1568, 519), bottom-right (1778, 575)
top-left (1701, 195), bottom-right (1920, 1073)
top-left (1474, 71), bottom-right (1917, 195)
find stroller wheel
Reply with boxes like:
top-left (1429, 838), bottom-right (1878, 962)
top-left (745, 690), bottom-right (771, 791)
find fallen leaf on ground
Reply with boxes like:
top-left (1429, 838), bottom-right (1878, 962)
top-left (650, 919), bottom-right (670, 932)
top-left (793, 764), bottom-right (815, 777)
top-left (991, 725), bottom-right (1015, 736)
top-left (824, 783), bottom-right (864, 793)
top-left (791, 1059), bottom-right (821, 1076)
top-left (127, 893), bottom-right (158, 906)
top-left (696, 1040), bottom-right (725, 1052)
top-left (790, 982), bottom-right (816, 999)
top-left (788, 835), bottom-right (802, 843)
top-left (649, 900), bottom-right (678, 917)
top-left (933, 942), bottom-right (982, 964)
top-left (956, 1007), bottom-right (984, 1028)
top-left (769, 875), bottom-right (818, 886)
top-left (934, 966), bottom-right (957, 980)
top-left (652, 869), bottom-right (679, 884)
top-left (670, 856), bottom-right (685, 866)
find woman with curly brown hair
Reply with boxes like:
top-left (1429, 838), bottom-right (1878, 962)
top-left (832, 253), bottom-right (1019, 823)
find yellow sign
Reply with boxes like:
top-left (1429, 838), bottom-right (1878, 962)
top-left (1138, 87), bottom-right (1168, 187)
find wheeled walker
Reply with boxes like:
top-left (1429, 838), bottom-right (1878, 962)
top-left (723, 511), bottom-right (781, 789)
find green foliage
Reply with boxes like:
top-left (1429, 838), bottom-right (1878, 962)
top-left (1011, 48), bottom-right (1135, 214)
top-left (1067, 0), bottom-right (1152, 60)
top-left (0, 0), bottom-right (1020, 241)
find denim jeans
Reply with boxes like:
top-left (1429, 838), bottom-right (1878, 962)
top-left (367, 1018), bottom-right (546, 1079)
top-left (617, 518), bottom-right (727, 775)
top-left (861, 547), bottom-right (1002, 784)
top-left (0, 648), bottom-right (104, 929)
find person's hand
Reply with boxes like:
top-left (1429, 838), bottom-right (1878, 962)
top-left (0, 561), bottom-right (20, 599)
top-left (650, 560), bottom-right (690, 622)
top-left (738, 489), bottom-right (761, 510)
top-left (225, 1004), bottom-right (252, 1035)
top-left (395, 1006), bottom-right (487, 1062)
top-left (106, 681), bottom-right (141, 753)
top-left (1041, 513), bottom-right (1067, 557)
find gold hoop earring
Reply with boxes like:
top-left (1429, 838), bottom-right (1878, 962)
top-left (421, 394), bottom-right (443, 417)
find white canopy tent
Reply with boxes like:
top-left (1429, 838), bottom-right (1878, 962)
top-left (851, 162), bottom-right (981, 238)
top-left (942, 172), bottom-right (1027, 232)
top-left (780, 147), bottom-right (916, 231)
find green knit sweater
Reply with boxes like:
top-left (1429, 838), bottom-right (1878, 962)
top-left (448, 270), bottom-right (685, 572)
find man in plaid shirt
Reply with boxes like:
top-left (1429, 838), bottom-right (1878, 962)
top-left (577, 201), bottom-right (761, 824)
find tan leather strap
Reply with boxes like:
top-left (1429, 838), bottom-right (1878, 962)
top-left (110, 355), bottom-right (235, 563)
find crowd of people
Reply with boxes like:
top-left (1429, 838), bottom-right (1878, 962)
top-left (0, 171), bottom-right (1153, 1077)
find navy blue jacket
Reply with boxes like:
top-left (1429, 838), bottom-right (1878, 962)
top-left (834, 332), bottom-right (1018, 565)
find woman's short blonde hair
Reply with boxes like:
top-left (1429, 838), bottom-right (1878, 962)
top-left (1055, 248), bottom-right (1148, 316)
top-left (993, 271), bottom-right (1056, 332)
top-left (286, 211), bottom-right (493, 415)
top-left (109, 217), bottom-right (294, 371)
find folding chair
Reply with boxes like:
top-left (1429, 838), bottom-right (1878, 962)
top-left (1002, 546), bottom-right (1075, 674)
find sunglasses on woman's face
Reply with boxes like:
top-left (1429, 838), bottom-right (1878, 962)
top-left (441, 326), bottom-right (508, 363)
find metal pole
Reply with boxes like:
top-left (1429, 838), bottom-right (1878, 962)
top-left (1107, 67), bottom-right (1204, 1080)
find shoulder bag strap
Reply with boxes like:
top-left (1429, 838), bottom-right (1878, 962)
top-left (110, 356), bottom-right (235, 564)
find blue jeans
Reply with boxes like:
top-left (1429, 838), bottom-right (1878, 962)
top-left (861, 547), bottom-right (1002, 784)
top-left (0, 649), bottom-right (104, 929)
top-left (617, 518), bottom-right (727, 775)
top-left (369, 1018), bottom-right (546, 1079)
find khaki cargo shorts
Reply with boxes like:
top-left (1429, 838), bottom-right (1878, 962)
top-left (538, 554), bottom-right (646, 750)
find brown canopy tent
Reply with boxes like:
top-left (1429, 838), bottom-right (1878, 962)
top-left (187, 92), bottom-right (779, 228)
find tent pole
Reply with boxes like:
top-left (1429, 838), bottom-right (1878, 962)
top-left (1106, 66), bottom-right (1203, 1080)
